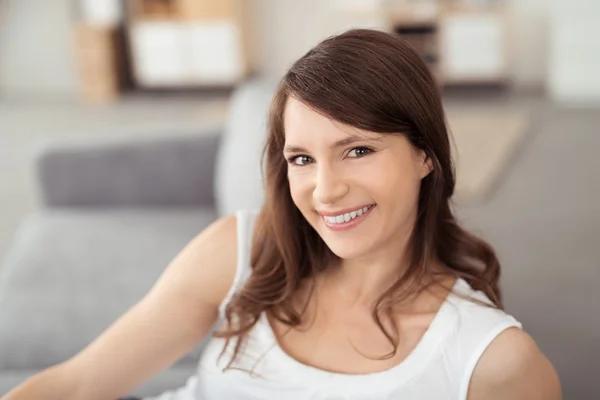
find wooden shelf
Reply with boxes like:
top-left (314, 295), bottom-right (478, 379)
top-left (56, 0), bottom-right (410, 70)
top-left (441, 2), bottom-right (507, 14)
top-left (126, 0), bottom-right (238, 21)
top-left (382, 2), bottom-right (439, 26)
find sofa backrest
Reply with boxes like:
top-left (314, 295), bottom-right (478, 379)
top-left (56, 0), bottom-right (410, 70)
top-left (214, 78), bottom-right (278, 217)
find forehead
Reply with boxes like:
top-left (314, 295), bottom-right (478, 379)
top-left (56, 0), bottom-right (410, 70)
top-left (283, 97), bottom-right (379, 143)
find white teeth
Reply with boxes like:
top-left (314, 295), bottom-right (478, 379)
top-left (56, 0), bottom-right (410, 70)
top-left (323, 205), bottom-right (373, 225)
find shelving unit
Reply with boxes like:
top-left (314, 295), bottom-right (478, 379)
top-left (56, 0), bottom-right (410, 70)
top-left (357, 0), bottom-right (510, 86)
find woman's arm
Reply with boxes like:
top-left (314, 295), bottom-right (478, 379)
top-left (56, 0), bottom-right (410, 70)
top-left (467, 327), bottom-right (562, 400)
top-left (2, 215), bottom-right (239, 400)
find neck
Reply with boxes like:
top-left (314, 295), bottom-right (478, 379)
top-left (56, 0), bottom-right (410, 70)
top-left (323, 227), bottom-right (415, 308)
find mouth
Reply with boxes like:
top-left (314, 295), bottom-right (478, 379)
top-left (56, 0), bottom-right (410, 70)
top-left (318, 204), bottom-right (376, 231)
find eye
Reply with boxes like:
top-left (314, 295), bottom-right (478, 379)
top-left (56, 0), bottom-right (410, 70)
top-left (287, 155), bottom-right (313, 166)
top-left (347, 147), bottom-right (373, 158)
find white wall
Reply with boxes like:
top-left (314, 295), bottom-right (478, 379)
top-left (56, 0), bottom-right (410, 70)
top-left (508, 0), bottom-right (550, 88)
top-left (245, 0), bottom-right (330, 79)
top-left (246, 0), bottom-right (390, 79)
top-left (0, 0), bottom-right (79, 98)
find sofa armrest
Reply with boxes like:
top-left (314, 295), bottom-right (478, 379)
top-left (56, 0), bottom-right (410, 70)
top-left (35, 132), bottom-right (221, 208)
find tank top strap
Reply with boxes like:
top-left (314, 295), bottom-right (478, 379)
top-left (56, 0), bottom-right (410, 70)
top-left (217, 210), bottom-right (258, 318)
top-left (447, 279), bottom-right (523, 399)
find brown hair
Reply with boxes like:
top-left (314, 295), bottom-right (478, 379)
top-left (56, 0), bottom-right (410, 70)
top-left (215, 28), bottom-right (502, 366)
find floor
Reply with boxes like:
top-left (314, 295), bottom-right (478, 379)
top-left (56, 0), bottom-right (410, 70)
top-left (0, 90), bottom-right (598, 398)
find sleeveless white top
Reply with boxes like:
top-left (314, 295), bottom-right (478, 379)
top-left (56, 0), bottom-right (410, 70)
top-left (145, 210), bottom-right (522, 400)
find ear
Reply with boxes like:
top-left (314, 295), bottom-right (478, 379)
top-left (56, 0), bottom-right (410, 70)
top-left (419, 152), bottom-right (434, 179)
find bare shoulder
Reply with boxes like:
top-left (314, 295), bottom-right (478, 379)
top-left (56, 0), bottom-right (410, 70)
top-left (467, 327), bottom-right (562, 400)
top-left (150, 214), bottom-right (239, 308)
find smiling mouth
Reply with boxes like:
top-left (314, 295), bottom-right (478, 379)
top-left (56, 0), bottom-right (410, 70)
top-left (319, 204), bottom-right (376, 231)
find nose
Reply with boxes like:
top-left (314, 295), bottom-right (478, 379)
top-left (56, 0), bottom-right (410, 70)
top-left (313, 164), bottom-right (349, 205)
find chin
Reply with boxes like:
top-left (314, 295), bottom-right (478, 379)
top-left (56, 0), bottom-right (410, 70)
top-left (326, 245), bottom-right (369, 260)
top-left (319, 233), bottom-right (374, 260)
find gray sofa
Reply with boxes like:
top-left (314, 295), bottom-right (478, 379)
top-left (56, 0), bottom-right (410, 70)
top-left (0, 79), bottom-right (275, 397)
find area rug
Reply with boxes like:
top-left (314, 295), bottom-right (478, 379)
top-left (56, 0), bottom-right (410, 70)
top-left (446, 109), bottom-right (530, 203)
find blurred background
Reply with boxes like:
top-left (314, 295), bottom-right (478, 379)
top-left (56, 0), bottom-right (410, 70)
top-left (0, 0), bottom-right (598, 398)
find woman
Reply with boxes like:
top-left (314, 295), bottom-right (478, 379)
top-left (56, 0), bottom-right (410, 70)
top-left (3, 29), bottom-right (560, 400)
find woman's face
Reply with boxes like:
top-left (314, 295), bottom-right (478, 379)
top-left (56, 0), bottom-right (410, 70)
top-left (283, 97), bottom-right (432, 260)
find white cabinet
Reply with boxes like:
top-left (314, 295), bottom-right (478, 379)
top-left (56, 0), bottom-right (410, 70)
top-left (440, 13), bottom-right (507, 83)
top-left (130, 22), bottom-right (188, 86)
top-left (129, 20), bottom-right (246, 87)
top-left (188, 22), bottom-right (244, 85)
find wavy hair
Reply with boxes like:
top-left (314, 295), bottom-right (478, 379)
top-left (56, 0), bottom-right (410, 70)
top-left (215, 29), bottom-right (502, 367)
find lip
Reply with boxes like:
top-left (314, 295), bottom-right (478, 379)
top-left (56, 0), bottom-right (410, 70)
top-left (317, 204), bottom-right (375, 217)
top-left (319, 204), bottom-right (376, 231)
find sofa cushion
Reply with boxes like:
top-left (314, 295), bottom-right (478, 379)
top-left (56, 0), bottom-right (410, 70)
top-left (214, 78), bottom-right (277, 217)
top-left (0, 208), bottom-right (217, 370)
top-left (36, 133), bottom-right (220, 208)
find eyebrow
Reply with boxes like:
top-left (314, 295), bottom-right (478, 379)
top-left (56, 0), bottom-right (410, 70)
top-left (283, 134), bottom-right (383, 153)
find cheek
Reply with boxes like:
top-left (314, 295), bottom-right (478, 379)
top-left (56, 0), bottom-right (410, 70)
top-left (365, 159), bottom-right (421, 206)
top-left (287, 173), bottom-right (311, 207)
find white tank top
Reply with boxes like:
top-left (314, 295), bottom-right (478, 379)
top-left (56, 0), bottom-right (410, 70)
top-left (145, 210), bottom-right (522, 400)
